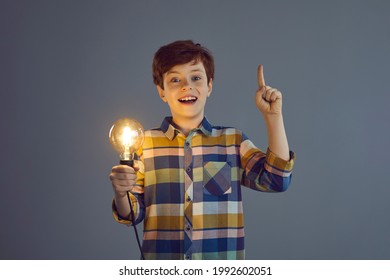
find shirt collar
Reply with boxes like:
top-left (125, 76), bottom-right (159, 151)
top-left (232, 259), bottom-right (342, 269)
top-left (161, 116), bottom-right (213, 140)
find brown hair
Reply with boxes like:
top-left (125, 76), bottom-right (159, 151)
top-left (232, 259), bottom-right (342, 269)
top-left (152, 40), bottom-right (214, 89)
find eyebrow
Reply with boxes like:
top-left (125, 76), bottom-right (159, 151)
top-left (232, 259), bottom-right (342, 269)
top-left (166, 68), bottom-right (205, 75)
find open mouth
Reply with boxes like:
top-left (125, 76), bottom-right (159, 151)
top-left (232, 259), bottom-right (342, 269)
top-left (178, 96), bottom-right (198, 104)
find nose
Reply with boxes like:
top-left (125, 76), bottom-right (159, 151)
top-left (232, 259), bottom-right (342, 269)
top-left (181, 79), bottom-right (193, 91)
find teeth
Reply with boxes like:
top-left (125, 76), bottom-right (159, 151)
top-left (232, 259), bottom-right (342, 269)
top-left (179, 96), bottom-right (197, 102)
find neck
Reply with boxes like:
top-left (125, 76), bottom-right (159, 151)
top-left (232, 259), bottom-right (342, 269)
top-left (172, 115), bottom-right (204, 136)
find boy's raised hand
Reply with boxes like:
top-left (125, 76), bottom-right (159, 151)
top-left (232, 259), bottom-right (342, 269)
top-left (255, 65), bottom-right (283, 116)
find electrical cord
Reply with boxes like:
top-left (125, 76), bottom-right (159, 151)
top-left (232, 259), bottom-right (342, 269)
top-left (121, 159), bottom-right (145, 260)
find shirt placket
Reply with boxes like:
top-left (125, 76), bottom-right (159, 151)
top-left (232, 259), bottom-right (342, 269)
top-left (183, 133), bottom-right (194, 260)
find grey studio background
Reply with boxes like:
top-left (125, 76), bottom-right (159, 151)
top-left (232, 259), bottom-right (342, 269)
top-left (1, 0), bottom-right (389, 260)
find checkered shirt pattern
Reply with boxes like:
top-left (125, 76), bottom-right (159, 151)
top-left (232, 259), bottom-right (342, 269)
top-left (112, 117), bottom-right (295, 260)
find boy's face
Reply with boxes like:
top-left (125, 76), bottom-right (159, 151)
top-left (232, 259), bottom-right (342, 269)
top-left (157, 61), bottom-right (213, 125)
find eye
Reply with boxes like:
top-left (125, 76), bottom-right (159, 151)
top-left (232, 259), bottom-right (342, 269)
top-left (192, 76), bottom-right (201, 81)
top-left (170, 77), bottom-right (180, 83)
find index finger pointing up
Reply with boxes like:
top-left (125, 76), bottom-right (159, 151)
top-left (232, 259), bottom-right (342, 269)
top-left (258, 64), bottom-right (266, 89)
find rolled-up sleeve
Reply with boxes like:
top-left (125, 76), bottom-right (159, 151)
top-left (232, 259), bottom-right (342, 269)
top-left (112, 191), bottom-right (145, 226)
top-left (241, 138), bottom-right (295, 192)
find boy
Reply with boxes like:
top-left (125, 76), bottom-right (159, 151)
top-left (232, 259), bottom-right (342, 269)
top-left (109, 40), bottom-right (295, 260)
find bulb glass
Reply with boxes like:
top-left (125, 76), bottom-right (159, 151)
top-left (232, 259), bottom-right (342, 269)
top-left (109, 118), bottom-right (144, 160)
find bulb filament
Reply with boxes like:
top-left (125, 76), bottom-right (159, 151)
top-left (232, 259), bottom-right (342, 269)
top-left (122, 127), bottom-right (138, 156)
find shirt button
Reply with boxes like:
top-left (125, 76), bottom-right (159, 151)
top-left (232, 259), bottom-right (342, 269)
top-left (186, 167), bottom-right (191, 172)
top-left (186, 196), bottom-right (191, 202)
top-left (185, 255), bottom-right (190, 260)
top-left (185, 226), bottom-right (191, 232)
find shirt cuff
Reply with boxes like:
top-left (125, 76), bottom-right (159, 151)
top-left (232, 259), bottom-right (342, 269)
top-left (111, 195), bottom-right (136, 226)
top-left (265, 148), bottom-right (295, 174)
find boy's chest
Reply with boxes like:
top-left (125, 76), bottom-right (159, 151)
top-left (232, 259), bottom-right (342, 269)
top-left (142, 142), bottom-right (242, 201)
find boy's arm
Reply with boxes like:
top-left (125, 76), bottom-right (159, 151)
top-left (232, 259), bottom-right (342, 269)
top-left (255, 65), bottom-right (290, 161)
top-left (110, 164), bottom-right (145, 226)
top-left (112, 191), bottom-right (144, 226)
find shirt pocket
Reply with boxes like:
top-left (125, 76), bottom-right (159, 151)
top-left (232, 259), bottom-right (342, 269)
top-left (203, 161), bottom-right (232, 196)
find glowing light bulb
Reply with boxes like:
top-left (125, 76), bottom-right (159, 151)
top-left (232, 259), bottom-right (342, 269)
top-left (109, 118), bottom-right (144, 163)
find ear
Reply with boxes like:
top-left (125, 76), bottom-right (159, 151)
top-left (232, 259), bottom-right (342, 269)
top-left (207, 78), bottom-right (213, 97)
top-left (157, 85), bottom-right (167, 103)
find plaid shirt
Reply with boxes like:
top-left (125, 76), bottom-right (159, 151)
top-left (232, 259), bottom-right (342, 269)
top-left (112, 117), bottom-right (295, 260)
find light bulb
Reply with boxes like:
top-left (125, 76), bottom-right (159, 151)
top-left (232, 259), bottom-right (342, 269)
top-left (109, 118), bottom-right (144, 162)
